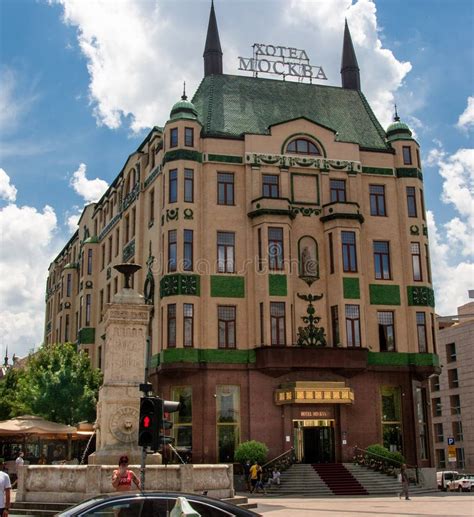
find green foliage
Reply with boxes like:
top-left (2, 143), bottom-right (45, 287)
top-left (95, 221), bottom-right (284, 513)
top-left (366, 444), bottom-right (405, 466)
top-left (0, 368), bottom-right (29, 420)
top-left (234, 440), bottom-right (269, 465)
top-left (0, 343), bottom-right (102, 425)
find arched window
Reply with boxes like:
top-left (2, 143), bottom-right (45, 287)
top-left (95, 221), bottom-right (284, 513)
top-left (298, 236), bottom-right (319, 279)
top-left (286, 138), bottom-right (321, 156)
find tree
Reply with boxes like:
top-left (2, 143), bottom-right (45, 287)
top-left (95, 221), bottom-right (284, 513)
top-left (11, 343), bottom-right (102, 425)
top-left (234, 440), bottom-right (269, 465)
top-left (0, 367), bottom-right (28, 420)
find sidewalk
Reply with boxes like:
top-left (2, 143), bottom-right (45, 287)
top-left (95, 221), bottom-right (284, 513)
top-left (249, 493), bottom-right (474, 516)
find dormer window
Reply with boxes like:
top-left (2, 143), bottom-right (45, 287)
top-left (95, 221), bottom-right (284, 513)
top-left (286, 138), bottom-right (321, 156)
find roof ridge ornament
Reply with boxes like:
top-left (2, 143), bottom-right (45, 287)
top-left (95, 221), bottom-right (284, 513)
top-left (394, 103), bottom-right (400, 122)
top-left (182, 81), bottom-right (187, 101)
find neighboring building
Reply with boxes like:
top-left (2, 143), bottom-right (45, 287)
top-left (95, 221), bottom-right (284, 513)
top-left (44, 4), bottom-right (439, 465)
top-left (431, 300), bottom-right (474, 472)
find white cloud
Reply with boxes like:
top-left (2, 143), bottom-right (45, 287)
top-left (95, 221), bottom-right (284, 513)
top-left (457, 96), bottom-right (474, 131)
top-left (52, 0), bottom-right (411, 132)
top-left (284, 0), bottom-right (412, 128)
top-left (70, 162), bottom-right (108, 203)
top-left (427, 211), bottom-right (473, 316)
top-left (66, 209), bottom-right (82, 233)
top-left (0, 168), bottom-right (17, 202)
top-left (0, 170), bottom-right (60, 357)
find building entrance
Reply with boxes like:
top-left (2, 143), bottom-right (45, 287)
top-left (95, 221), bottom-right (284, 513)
top-left (294, 419), bottom-right (335, 464)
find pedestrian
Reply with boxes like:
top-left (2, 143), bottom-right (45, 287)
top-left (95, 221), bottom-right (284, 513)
top-left (398, 464), bottom-right (410, 500)
top-left (0, 458), bottom-right (12, 517)
top-left (249, 461), bottom-right (259, 493)
top-left (243, 460), bottom-right (251, 492)
top-left (112, 456), bottom-right (140, 492)
top-left (15, 452), bottom-right (24, 470)
top-left (253, 463), bottom-right (266, 494)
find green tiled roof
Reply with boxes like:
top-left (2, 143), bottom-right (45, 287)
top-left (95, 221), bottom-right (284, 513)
top-left (192, 74), bottom-right (390, 150)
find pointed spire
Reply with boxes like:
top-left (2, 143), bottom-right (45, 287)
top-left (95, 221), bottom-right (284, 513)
top-left (203, 0), bottom-right (223, 77)
top-left (182, 81), bottom-right (187, 101)
top-left (341, 19), bottom-right (361, 90)
top-left (394, 104), bottom-right (400, 122)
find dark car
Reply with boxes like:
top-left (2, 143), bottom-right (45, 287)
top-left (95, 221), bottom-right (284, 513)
top-left (56, 492), bottom-right (260, 517)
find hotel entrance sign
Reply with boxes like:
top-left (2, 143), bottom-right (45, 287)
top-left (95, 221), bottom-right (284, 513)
top-left (238, 43), bottom-right (328, 82)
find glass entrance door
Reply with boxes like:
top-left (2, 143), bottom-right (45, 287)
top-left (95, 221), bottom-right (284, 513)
top-left (293, 419), bottom-right (335, 464)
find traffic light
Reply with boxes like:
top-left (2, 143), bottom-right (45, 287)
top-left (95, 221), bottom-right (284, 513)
top-left (160, 400), bottom-right (181, 446)
top-left (138, 396), bottom-right (162, 451)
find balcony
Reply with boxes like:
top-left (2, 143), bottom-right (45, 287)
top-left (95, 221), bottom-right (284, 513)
top-left (248, 197), bottom-right (295, 220)
top-left (320, 201), bottom-right (364, 224)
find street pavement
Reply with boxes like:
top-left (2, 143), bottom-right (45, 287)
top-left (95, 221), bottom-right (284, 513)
top-left (247, 494), bottom-right (474, 516)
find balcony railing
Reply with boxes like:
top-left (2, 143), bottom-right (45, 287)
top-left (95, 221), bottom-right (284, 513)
top-left (320, 201), bottom-right (364, 223)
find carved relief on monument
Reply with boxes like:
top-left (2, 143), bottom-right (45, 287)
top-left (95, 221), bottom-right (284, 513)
top-left (110, 406), bottom-right (139, 443)
top-left (103, 326), bottom-right (146, 383)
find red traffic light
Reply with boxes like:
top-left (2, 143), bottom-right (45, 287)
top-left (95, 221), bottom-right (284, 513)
top-left (143, 416), bottom-right (151, 428)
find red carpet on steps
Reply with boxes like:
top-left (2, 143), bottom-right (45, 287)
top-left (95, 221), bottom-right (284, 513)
top-left (312, 463), bottom-right (368, 495)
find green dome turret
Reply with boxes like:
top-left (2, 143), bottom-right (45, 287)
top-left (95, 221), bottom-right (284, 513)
top-left (386, 106), bottom-right (414, 142)
top-left (170, 84), bottom-right (198, 121)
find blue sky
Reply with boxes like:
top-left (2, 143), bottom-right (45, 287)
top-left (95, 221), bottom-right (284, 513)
top-left (1, 0), bottom-right (473, 358)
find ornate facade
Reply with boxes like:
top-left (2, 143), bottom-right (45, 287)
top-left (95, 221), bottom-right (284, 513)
top-left (45, 4), bottom-right (439, 465)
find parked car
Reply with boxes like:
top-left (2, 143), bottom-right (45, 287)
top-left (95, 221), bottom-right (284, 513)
top-left (437, 470), bottom-right (458, 491)
top-left (56, 492), bottom-right (261, 517)
top-left (448, 474), bottom-right (474, 492)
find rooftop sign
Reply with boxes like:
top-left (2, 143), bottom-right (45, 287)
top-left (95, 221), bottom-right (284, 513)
top-left (238, 43), bottom-right (328, 82)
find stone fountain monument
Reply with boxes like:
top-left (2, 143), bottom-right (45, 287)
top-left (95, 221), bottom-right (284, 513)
top-left (88, 263), bottom-right (160, 465)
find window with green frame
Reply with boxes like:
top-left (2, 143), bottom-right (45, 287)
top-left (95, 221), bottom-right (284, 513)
top-left (171, 386), bottom-right (192, 456)
top-left (381, 386), bottom-right (403, 453)
top-left (216, 385), bottom-right (240, 463)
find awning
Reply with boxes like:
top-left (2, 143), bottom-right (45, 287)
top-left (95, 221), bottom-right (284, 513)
top-left (274, 381), bottom-right (354, 405)
top-left (0, 415), bottom-right (77, 435)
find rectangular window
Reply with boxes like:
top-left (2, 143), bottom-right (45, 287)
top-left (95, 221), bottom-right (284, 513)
top-left (373, 241), bottom-right (391, 279)
top-left (448, 368), bottom-right (459, 389)
top-left (406, 186), bottom-right (417, 217)
top-left (378, 311), bottom-right (395, 351)
top-left (262, 174), bottom-right (279, 198)
top-left (430, 375), bottom-right (440, 392)
top-left (329, 232), bottom-right (334, 274)
top-left (450, 394), bottom-right (461, 415)
top-left (185, 127), bottom-right (194, 147)
top-left (183, 229), bottom-right (193, 272)
top-left (108, 235), bottom-right (113, 263)
top-left (436, 449), bottom-right (446, 469)
top-left (268, 227), bottom-right (284, 271)
top-left (452, 421), bottom-right (463, 442)
top-left (331, 305), bottom-right (340, 345)
top-left (257, 228), bottom-right (263, 272)
top-left (64, 314), bottom-right (70, 342)
top-left (183, 303), bottom-right (194, 347)
top-left (101, 244), bottom-right (105, 270)
top-left (167, 304), bottom-right (176, 348)
top-left (149, 189), bottom-right (155, 225)
top-left (217, 231), bottom-right (235, 273)
top-left (171, 386), bottom-right (192, 451)
top-left (217, 172), bottom-right (234, 205)
top-left (170, 127), bottom-right (178, 148)
top-left (456, 448), bottom-right (465, 469)
top-left (184, 169), bottom-right (194, 203)
top-left (114, 276), bottom-right (118, 295)
top-left (259, 302), bottom-right (264, 345)
top-left (218, 305), bottom-right (236, 348)
top-left (330, 179), bottom-right (346, 202)
top-left (420, 189), bottom-right (426, 220)
top-left (411, 242), bottom-right (422, 281)
top-left (168, 230), bottom-right (177, 272)
top-left (106, 283), bottom-right (111, 304)
top-left (169, 169), bottom-right (178, 203)
top-left (415, 387), bottom-right (429, 460)
top-left (270, 302), bottom-right (286, 346)
top-left (369, 185), bottom-right (387, 216)
top-left (345, 304), bottom-right (361, 347)
top-left (115, 228), bottom-right (120, 257)
top-left (432, 397), bottom-right (442, 417)
top-left (416, 312), bottom-right (427, 352)
top-left (131, 207), bottom-right (136, 238)
top-left (446, 342), bottom-right (456, 362)
top-left (425, 244), bottom-right (432, 283)
top-left (216, 385), bottom-right (240, 463)
top-left (402, 145), bottom-right (412, 165)
top-left (124, 215), bottom-right (130, 243)
top-left (85, 293), bottom-right (91, 326)
top-left (434, 423), bottom-right (444, 443)
top-left (341, 231), bottom-right (357, 272)
top-left (381, 386), bottom-right (403, 453)
top-left (431, 313), bottom-right (437, 354)
top-left (66, 273), bottom-right (72, 297)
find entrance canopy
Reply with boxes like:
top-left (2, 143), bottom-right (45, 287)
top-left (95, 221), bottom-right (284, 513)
top-left (0, 415), bottom-right (77, 437)
top-left (274, 381), bottom-right (354, 405)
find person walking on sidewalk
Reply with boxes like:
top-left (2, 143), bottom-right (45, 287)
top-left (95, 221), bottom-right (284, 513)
top-left (0, 458), bottom-right (12, 517)
top-left (399, 464), bottom-right (410, 500)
